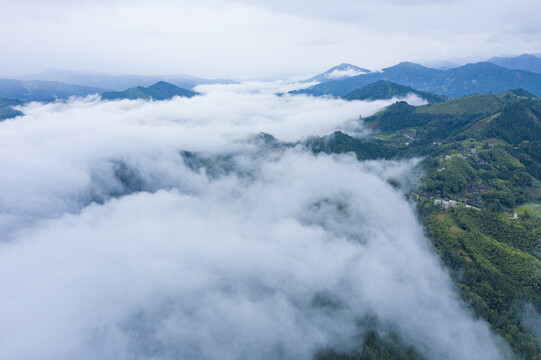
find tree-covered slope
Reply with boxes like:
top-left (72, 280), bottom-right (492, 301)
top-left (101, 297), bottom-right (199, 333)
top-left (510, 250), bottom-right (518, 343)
top-left (363, 90), bottom-right (540, 144)
top-left (342, 80), bottom-right (446, 103)
top-left (305, 89), bottom-right (541, 359)
top-left (482, 101), bottom-right (541, 144)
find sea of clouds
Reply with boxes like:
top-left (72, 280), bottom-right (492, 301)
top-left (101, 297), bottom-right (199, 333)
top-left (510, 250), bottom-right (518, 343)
top-left (0, 83), bottom-right (509, 359)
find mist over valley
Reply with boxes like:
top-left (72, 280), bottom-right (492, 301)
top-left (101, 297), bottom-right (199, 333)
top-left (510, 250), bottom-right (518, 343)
top-left (1, 1), bottom-right (541, 358)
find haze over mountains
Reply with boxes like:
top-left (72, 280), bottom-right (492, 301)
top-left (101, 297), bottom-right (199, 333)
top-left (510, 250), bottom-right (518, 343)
top-left (3, 53), bottom-right (541, 121)
top-left (294, 55), bottom-right (541, 98)
top-left (2, 50), bottom-right (541, 359)
top-left (488, 54), bottom-right (541, 74)
top-left (15, 67), bottom-right (237, 91)
top-left (4, 0), bottom-right (541, 357)
top-left (100, 81), bottom-right (197, 101)
top-left (0, 79), bottom-right (106, 102)
top-left (2, 53), bottom-right (541, 105)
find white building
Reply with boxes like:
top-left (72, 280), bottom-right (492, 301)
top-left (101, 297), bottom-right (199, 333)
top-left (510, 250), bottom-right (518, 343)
top-left (434, 199), bottom-right (457, 210)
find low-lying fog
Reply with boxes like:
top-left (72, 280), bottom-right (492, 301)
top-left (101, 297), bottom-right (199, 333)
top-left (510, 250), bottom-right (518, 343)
top-left (0, 83), bottom-right (508, 359)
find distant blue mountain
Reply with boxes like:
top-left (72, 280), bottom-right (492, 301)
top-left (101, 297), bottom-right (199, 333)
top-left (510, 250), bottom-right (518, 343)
top-left (488, 54), bottom-right (541, 74)
top-left (100, 81), bottom-right (197, 101)
top-left (305, 63), bottom-right (371, 83)
top-left (291, 61), bottom-right (541, 98)
top-left (0, 79), bottom-right (105, 102)
top-left (16, 68), bottom-right (238, 91)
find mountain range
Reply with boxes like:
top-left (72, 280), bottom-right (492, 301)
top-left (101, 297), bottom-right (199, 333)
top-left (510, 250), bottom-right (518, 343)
top-left (14, 68), bottom-right (237, 91)
top-left (101, 81), bottom-right (197, 101)
top-left (292, 61), bottom-right (541, 98)
top-left (488, 54), bottom-right (541, 74)
top-left (0, 79), bottom-right (106, 102)
top-left (3, 53), bottom-right (541, 119)
top-left (0, 80), bottom-right (197, 119)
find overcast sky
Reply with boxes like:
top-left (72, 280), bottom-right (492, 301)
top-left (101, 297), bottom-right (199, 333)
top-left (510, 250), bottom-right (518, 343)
top-left (1, 0), bottom-right (540, 78)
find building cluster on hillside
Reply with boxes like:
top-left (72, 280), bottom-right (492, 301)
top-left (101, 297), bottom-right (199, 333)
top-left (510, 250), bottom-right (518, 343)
top-left (396, 130), bottom-right (416, 141)
top-left (434, 199), bottom-right (457, 210)
top-left (443, 148), bottom-right (483, 161)
top-left (468, 183), bottom-right (488, 194)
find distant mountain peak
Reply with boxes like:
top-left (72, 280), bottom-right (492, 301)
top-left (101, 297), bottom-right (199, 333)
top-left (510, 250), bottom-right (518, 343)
top-left (305, 63), bottom-right (370, 83)
top-left (384, 62), bottom-right (432, 71)
top-left (330, 63), bottom-right (366, 71)
top-left (290, 59), bottom-right (541, 98)
top-left (488, 53), bottom-right (541, 74)
top-left (490, 53), bottom-right (540, 61)
top-left (397, 61), bottom-right (423, 66)
top-left (516, 53), bottom-right (539, 60)
top-left (101, 81), bottom-right (196, 101)
top-left (335, 63), bottom-right (358, 68)
top-left (148, 81), bottom-right (178, 90)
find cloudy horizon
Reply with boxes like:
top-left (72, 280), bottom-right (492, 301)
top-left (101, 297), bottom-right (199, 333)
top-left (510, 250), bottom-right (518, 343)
top-left (0, 2), bottom-right (537, 358)
top-left (1, 0), bottom-right (541, 78)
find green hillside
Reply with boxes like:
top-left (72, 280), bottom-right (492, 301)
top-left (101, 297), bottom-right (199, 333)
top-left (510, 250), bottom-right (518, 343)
top-left (363, 90), bottom-right (541, 144)
top-left (342, 80), bottom-right (446, 103)
top-left (415, 93), bottom-right (506, 116)
top-left (307, 89), bottom-right (541, 359)
top-left (483, 101), bottom-right (541, 144)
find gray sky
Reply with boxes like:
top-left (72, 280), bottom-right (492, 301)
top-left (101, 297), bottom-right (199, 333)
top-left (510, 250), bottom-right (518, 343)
top-left (1, 0), bottom-right (541, 78)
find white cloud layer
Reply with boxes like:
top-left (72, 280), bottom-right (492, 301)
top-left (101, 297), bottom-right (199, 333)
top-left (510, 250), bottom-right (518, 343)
top-left (326, 68), bottom-right (369, 79)
top-left (0, 84), bottom-right (509, 359)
